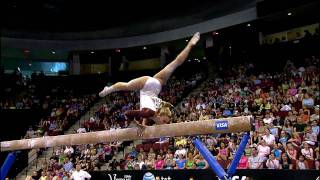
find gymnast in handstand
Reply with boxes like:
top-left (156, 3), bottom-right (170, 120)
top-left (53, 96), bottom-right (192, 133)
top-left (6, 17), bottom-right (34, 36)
top-left (99, 32), bottom-right (200, 127)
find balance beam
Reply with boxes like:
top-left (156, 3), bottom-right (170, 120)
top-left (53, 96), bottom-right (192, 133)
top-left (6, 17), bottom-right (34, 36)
top-left (1, 116), bottom-right (253, 152)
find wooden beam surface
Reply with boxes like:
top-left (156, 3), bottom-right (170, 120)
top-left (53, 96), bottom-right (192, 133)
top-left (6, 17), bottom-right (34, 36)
top-left (1, 116), bottom-right (253, 152)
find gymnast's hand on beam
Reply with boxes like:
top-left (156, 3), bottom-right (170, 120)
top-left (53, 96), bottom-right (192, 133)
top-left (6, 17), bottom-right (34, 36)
top-left (135, 118), bottom-right (147, 137)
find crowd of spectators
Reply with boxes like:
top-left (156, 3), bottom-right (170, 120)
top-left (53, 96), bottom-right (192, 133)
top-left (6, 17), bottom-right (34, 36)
top-left (121, 56), bottom-right (319, 171)
top-left (5, 54), bottom-right (320, 180)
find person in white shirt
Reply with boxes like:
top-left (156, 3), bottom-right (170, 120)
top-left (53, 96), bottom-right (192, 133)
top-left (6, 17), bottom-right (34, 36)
top-left (266, 153), bottom-right (280, 169)
top-left (263, 113), bottom-right (274, 124)
top-left (174, 145), bottom-right (187, 160)
top-left (77, 127), bottom-right (87, 133)
top-left (98, 32), bottom-right (200, 127)
top-left (248, 147), bottom-right (265, 169)
top-left (257, 140), bottom-right (271, 157)
top-left (262, 129), bottom-right (275, 146)
top-left (71, 164), bottom-right (91, 180)
top-left (64, 145), bottom-right (74, 155)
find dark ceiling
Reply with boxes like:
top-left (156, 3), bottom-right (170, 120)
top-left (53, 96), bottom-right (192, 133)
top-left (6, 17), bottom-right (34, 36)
top-left (2, 0), bottom-right (229, 32)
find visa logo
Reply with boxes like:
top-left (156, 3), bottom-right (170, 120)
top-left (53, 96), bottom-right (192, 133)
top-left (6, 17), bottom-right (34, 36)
top-left (216, 121), bottom-right (228, 130)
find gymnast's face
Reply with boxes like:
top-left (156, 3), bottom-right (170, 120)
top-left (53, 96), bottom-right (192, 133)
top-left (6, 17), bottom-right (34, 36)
top-left (159, 115), bottom-right (170, 124)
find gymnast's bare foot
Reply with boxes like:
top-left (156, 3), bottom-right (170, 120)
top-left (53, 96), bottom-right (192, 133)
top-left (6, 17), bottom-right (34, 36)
top-left (189, 32), bottom-right (200, 46)
top-left (136, 124), bottom-right (147, 137)
top-left (99, 86), bottom-right (111, 97)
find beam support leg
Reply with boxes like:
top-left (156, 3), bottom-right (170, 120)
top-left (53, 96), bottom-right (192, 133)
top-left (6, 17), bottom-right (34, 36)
top-left (193, 138), bottom-right (228, 180)
top-left (1, 152), bottom-right (17, 180)
top-left (227, 132), bottom-right (250, 177)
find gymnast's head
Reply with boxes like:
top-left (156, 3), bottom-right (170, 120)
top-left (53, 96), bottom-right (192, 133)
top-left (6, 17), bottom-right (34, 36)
top-left (157, 101), bottom-right (174, 124)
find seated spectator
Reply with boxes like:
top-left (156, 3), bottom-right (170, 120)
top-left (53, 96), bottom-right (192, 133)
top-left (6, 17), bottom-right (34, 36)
top-left (311, 120), bottom-right (319, 136)
top-left (71, 164), bottom-right (91, 179)
top-left (285, 111), bottom-right (297, 122)
top-left (301, 142), bottom-right (314, 160)
top-left (266, 153), bottom-right (280, 169)
top-left (296, 155), bottom-right (309, 170)
top-left (271, 144), bottom-right (282, 160)
top-left (63, 157), bottom-right (73, 173)
top-left (136, 155), bottom-right (145, 170)
top-left (125, 157), bottom-right (136, 170)
top-left (257, 140), bottom-right (270, 158)
top-left (263, 113), bottom-right (274, 124)
top-left (217, 142), bottom-right (229, 161)
top-left (257, 120), bottom-right (267, 136)
top-left (174, 144), bottom-right (187, 160)
top-left (148, 148), bottom-right (156, 160)
top-left (262, 129), bottom-right (275, 146)
top-left (248, 147), bottom-right (265, 169)
top-left (195, 155), bottom-right (208, 169)
top-left (286, 143), bottom-right (297, 161)
top-left (164, 154), bottom-right (175, 169)
top-left (185, 152), bottom-right (196, 169)
top-left (175, 154), bottom-right (187, 169)
top-left (282, 120), bottom-right (293, 136)
top-left (154, 155), bottom-right (165, 170)
top-left (279, 153), bottom-right (293, 169)
top-left (287, 133), bottom-right (301, 147)
top-left (269, 123), bottom-right (279, 139)
top-left (296, 108), bottom-right (310, 132)
top-left (25, 126), bottom-right (35, 139)
top-left (128, 147), bottom-right (138, 159)
top-left (310, 107), bottom-right (319, 121)
top-left (137, 147), bottom-right (146, 160)
top-left (303, 125), bottom-right (317, 145)
top-left (278, 131), bottom-right (289, 145)
top-left (315, 146), bottom-right (320, 170)
top-left (64, 145), bottom-right (74, 155)
top-left (237, 153), bottom-right (249, 169)
top-left (250, 131), bottom-right (260, 146)
top-left (145, 155), bottom-right (155, 169)
top-left (302, 93), bottom-right (314, 109)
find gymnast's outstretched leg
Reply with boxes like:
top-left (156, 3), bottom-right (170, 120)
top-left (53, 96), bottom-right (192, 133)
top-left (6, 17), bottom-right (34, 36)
top-left (99, 76), bottom-right (149, 97)
top-left (153, 32), bottom-right (200, 86)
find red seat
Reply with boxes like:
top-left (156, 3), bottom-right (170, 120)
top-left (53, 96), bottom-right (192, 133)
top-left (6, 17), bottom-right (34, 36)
top-left (306, 159), bottom-right (315, 169)
top-left (153, 143), bottom-right (160, 151)
top-left (218, 159), bottom-right (231, 169)
top-left (291, 159), bottom-right (296, 169)
top-left (135, 144), bottom-right (143, 151)
top-left (144, 143), bottom-right (153, 152)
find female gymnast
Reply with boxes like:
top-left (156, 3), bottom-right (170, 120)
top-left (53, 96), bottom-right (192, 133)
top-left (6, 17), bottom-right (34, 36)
top-left (99, 32), bottom-right (200, 128)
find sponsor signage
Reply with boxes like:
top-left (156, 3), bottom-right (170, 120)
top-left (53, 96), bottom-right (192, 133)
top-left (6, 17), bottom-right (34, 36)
top-left (90, 169), bottom-right (319, 180)
top-left (215, 120), bottom-right (229, 130)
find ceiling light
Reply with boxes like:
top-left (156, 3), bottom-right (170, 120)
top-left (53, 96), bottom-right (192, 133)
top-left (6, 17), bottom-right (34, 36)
top-left (213, 32), bottom-right (219, 35)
